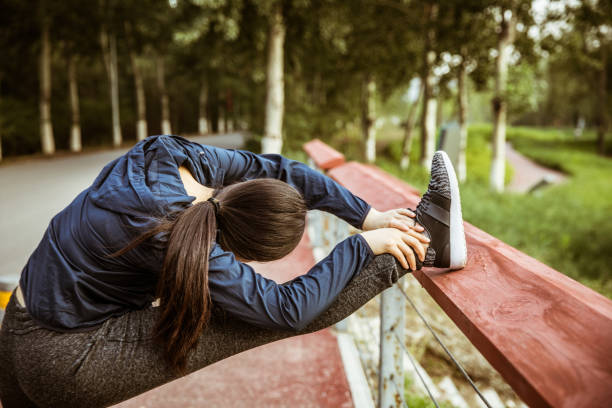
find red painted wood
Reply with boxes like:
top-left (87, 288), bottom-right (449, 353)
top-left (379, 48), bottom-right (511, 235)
top-left (302, 139), bottom-right (345, 170)
top-left (327, 159), bottom-right (612, 408)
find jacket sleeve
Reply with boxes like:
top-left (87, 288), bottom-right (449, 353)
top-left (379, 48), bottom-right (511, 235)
top-left (207, 234), bottom-right (374, 331)
top-left (195, 142), bottom-right (371, 230)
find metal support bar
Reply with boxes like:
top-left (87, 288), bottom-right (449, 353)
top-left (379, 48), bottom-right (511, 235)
top-left (378, 277), bottom-right (406, 408)
top-left (398, 286), bottom-right (492, 408)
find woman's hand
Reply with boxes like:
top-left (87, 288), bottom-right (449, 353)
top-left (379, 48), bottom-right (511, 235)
top-left (360, 228), bottom-right (430, 271)
top-left (362, 207), bottom-right (425, 233)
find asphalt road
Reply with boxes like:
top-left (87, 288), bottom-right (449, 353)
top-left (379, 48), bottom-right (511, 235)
top-left (0, 133), bottom-right (245, 280)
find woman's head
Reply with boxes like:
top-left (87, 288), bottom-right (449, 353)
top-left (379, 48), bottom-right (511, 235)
top-left (215, 178), bottom-right (307, 262)
top-left (118, 178), bottom-right (307, 373)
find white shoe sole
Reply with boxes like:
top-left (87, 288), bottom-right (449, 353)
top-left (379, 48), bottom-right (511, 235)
top-left (436, 150), bottom-right (467, 270)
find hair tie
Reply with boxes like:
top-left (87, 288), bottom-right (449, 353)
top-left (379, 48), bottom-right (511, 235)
top-left (207, 197), bottom-right (220, 215)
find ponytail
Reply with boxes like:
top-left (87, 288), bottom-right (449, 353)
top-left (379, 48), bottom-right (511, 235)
top-left (113, 200), bottom-right (218, 373)
top-left (154, 200), bottom-right (217, 373)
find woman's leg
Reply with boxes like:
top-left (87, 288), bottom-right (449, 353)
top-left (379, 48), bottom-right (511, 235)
top-left (189, 253), bottom-right (408, 364)
top-left (1, 254), bottom-right (407, 408)
top-left (99, 254), bottom-right (407, 407)
top-left (0, 323), bottom-right (38, 408)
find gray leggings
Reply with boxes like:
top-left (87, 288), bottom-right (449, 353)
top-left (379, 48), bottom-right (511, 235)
top-left (0, 255), bottom-right (407, 408)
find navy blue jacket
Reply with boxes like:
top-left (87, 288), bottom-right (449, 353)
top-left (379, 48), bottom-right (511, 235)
top-left (20, 135), bottom-right (374, 332)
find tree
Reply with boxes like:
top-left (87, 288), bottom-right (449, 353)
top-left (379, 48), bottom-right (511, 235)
top-left (420, 2), bottom-right (440, 168)
top-left (0, 74), bottom-right (3, 161)
top-left (39, 8), bottom-right (55, 155)
top-left (172, 0), bottom-right (256, 135)
top-left (486, 1), bottom-right (534, 191)
top-left (570, 0), bottom-right (612, 154)
top-left (442, 1), bottom-right (497, 182)
top-left (67, 55), bottom-right (81, 151)
top-left (58, 2), bottom-right (99, 152)
top-left (307, 0), bottom-right (422, 164)
top-left (100, 0), bottom-right (122, 148)
top-left (262, 1), bottom-right (285, 154)
top-left (199, 80), bottom-right (209, 134)
top-left (361, 75), bottom-right (376, 163)
top-left (400, 80), bottom-right (423, 170)
top-left (490, 6), bottom-right (517, 192)
top-left (156, 52), bottom-right (172, 135)
top-left (125, 21), bottom-right (148, 141)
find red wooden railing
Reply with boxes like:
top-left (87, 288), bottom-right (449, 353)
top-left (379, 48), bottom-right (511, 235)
top-left (304, 139), bottom-right (612, 408)
top-left (303, 139), bottom-right (346, 170)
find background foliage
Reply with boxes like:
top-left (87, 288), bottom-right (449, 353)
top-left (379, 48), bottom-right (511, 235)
top-left (0, 0), bottom-right (610, 297)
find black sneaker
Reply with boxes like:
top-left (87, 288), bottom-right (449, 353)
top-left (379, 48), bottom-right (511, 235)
top-left (412, 151), bottom-right (467, 270)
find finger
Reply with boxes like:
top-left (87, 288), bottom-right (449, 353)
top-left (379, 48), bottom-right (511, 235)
top-left (391, 214), bottom-right (421, 232)
top-left (411, 223), bottom-right (425, 232)
top-left (389, 219), bottom-right (410, 232)
top-left (398, 241), bottom-right (417, 270)
top-left (404, 221), bottom-right (424, 233)
top-left (394, 214), bottom-right (423, 232)
top-left (389, 245), bottom-right (409, 270)
top-left (397, 208), bottom-right (415, 218)
top-left (405, 228), bottom-right (430, 244)
top-left (402, 234), bottom-right (425, 262)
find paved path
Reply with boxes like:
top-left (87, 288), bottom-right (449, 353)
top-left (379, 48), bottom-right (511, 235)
top-left (505, 142), bottom-right (567, 193)
top-left (0, 133), bottom-right (245, 279)
top-left (112, 231), bottom-right (354, 408)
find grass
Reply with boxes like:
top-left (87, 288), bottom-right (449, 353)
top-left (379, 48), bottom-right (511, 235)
top-left (375, 124), bottom-right (612, 298)
top-left (402, 375), bottom-right (455, 408)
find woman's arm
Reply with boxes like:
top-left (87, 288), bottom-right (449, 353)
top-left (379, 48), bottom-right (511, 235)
top-left (210, 147), bottom-right (371, 229)
top-left (207, 234), bottom-right (374, 331)
top-left (148, 135), bottom-right (421, 232)
top-left (157, 135), bottom-right (371, 229)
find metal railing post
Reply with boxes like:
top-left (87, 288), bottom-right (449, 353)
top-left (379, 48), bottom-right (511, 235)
top-left (307, 159), bottom-right (326, 263)
top-left (378, 276), bottom-right (406, 407)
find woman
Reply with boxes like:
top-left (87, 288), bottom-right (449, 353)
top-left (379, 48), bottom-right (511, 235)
top-left (0, 135), bottom-right (466, 407)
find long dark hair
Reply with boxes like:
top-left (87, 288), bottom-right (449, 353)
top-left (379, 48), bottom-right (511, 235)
top-left (114, 178), bottom-right (307, 373)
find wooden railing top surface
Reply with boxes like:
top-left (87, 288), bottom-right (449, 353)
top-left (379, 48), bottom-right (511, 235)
top-left (302, 139), bottom-right (345, 170)
top-left (307, 149), bottom-right (612, 408)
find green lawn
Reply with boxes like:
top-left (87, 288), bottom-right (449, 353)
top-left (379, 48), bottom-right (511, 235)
top-left (375, 125), bottom-right (612, 298)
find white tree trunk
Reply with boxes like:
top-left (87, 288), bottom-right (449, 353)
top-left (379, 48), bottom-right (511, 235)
top-left (40, 19), bottom-right (55, 155)
top-left (109, 33), bottom-right (122, 147)
top-left (457, 55), bottom-right (468, 182)
top-left (223, 106), bottom-right (229, 133)
top-left (400, 82), bottom-right (423, 170)
top-left (68, 55), bottom-right (82, 152)
top-left (101, 29), bottom-right (122, 147)
top-left (225, 90), bottom-right (234, 132)
top-left (490, 11), bottom-right (516, 192)
top-left (420, 50), bottom-right (438, 169)
top-left (130, 52), bottom-right (147, 141)
top-left (262, 3), bottom-right (285, 154)
top-left (233, 100), bottom-right (242, 131)
top-left (198, 81), bottom-right (209, 134)
top-left (219, 108), bottom-right (226, 133)
top-left (420, 4), bottom-right (438, 168)
top-left (597, 34), bottom-right (608, 155)
top-left (361, 76), bottom-right (377, 163)
top-left (0, 75), bottom-right (3, 162)
top-left (156, 54), bottom-right (171, 135)
top-left (423, 96), bottom-right (437, 168)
